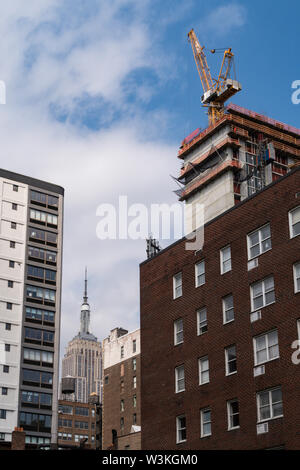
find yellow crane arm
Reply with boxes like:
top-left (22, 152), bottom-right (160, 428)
top-left (188, 29), bottom-right (214, 94)
top-left (215, 48), bottom-right (234, 93)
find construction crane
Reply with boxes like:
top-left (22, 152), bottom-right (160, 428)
top-left (188, 28), bottom-right (242, 126)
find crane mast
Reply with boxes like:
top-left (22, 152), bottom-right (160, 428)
top-left (188, 29), bottom-right (242, 126)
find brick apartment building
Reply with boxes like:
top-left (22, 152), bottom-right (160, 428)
top-left (140, 105), bottom-right (300, 450)
top-left (102, 328), bottom-right (141, 450)
top-left (57, 396), bottom-right (101, 449)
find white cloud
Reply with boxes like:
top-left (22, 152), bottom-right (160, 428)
top-left (0, 1), bottom-right (180, 362)
top-left (198, 3), bottom-right (246, 39)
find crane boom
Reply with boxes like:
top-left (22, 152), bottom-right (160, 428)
top-left (188, 29), bottom-right (213, 94)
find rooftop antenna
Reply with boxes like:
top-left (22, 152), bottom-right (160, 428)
top-left (83, 267), bottom-right (88, 304)
top-left (146, 235), bottom-right (161, 259)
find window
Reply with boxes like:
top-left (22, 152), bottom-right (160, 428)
top-left (220, 245), bottom-right (232, 274)
top-left (12, 203), bottom-right (17, 211)
top-left (22, 392), bottom-right (51, 409)
top-left (104, 376), bottom-right (109, 385)
top-left (20, 412), bottom-right (51, 433)
top-left (133, 376), bottom-right (137, 389)
top-left (27, 265), bottom-right (56, 285)
top-left (0, 433), bottom-right (4, 440)
top-left (0, 410), bottom-right (7, 419)
top-left (201, 408), bottom-right (212, 437)
top-left (247, 224), bottom-right (272, 259)
top-left (197, 308), bottom-right (207, 335)
top-left (173, 272), bottom-right (182, 299)
top-left (227, 400), bottom-right (240, 430)
top-left (23, 369), bottom-right (53, 388)
top-left (257, 387), bottom-right (283, 422)
top-left (289, 206), bottom-right (300, 238)
top-left (10, 241), bottom-right (15, 248)
top-left (195, 260), bottom-right (205, 287)
top-left (13, 185), bottom-right (18, 192)
top-left (11, 222), bottom-right (16, 229)
top-left (8, 281), bottom-right (13, 288)
top-left (175, 365), bottom-right (185, 393)
top-left (176, 415), bottom-right (186, 443)
top-left (293, 262), bottom-right (300, 293)
top-left (3, 366), bottom-right (9, 373)
top-left (75, 407), bottom-right (89, 416)
top-left (5, 344), bottom-right (10, 352)
top-left (58, 405), bottom-right (73, 414)
top-left (132, 358), bottom-right (137, 371)
top-left (75, 421), bottom-right (88, 429)
top-left (133, 413), bottom-right (137, 425)
top-left (225, 345), bottom-right (237, 375)
top-left (120, 345), bottom-right (124, 359)
top-left (120, 417), bottom-right (124, 432)
top-left (28, 246), bottom-right (57, 265)
top-left (251, 276), bottom-right (275, 311)
top-left (174, 318), bottom-right (183, 345)
top-left (120, 400), bottom-right (124, 412)
top-left (223, 295), bottom-right (234, 324)
top-left (120, 364), bottom-right (124, 376)
top-left (5, 323), bottom-right (11, 331)
top-left (6, 303), bottom-right (12, 310)
top-left (30, 209), bottom-right (58, 227)
top-left (132, 339), bottom-right (136, 353)
top-left (254, 330), bottom-right (279, 365)
top-left (25, 307), bottom-right (54, 325)
top-left (9, 260), bottom-right (15, 268)
top-left (2, 388), bottom-right (8, 396)
top-left (26, 285), bottom-right (56, 304)
top-left (199, 356), bottom-right (209, 385)
top-left (133, 395), bottom-right (137, 408)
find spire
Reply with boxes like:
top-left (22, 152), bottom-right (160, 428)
top-left (83, 266), bottom-right (88, 304)
top-left (80, 267), bottom-right (90, 336)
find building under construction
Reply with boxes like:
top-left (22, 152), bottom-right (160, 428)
top-left (177, 103), bottom-right (300, 227)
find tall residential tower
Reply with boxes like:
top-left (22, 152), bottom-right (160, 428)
top-left (0, 169), bottom-right (64, 446)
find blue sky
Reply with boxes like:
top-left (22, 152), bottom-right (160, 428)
top-left (0, 0), bottom-right (299, 358)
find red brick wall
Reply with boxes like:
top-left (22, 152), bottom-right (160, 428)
top-left (103, 355), bottom-right (141, 450)
top-left (140, 169), bottom-right (300, 450)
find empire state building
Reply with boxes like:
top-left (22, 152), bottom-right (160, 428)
top-left (61, 269), bottom-right (102, 402)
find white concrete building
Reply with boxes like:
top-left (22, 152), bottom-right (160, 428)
top-left (0, 169), bottom-right (64, 445)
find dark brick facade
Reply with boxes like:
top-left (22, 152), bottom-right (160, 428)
top-left (103, 354), bottom-right (141, 450)
top-left (140, 168), bottom-right (300, 450)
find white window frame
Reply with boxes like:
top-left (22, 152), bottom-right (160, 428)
top-left (173, 272), bottom-right (182, 299)
top-left (297, 319), bottom-right (300, 341)
top-left (175, 365), bottom-right (185, 393)
top-left (195, 260), bottom-right (205, 287)
top-left (293, 262), bottom-right (300, 293)
top-left (289, 206), bottom-right (300, 239)
top-left (247, 223), bottom-right (272, 260)
top-left (250, 276), bottom-right (275, 311)
top-left (176, 415), bottom-right (186, 444)
top-left (197, 307), bottom-right (207, 336)
top-left (199, 356), bottom-right (209, 385)
top-left (225, 345), bottom-right (237, 376)
top-left (222, 294), bottom-right (234, 324)
top-left (220, 245), bottom-right (232, 274)
top-left (253, 329), bottom-right (279, 366)
top-left (174, 318), bottom-right (184, 345)
top-left (256, 387), bottom-right (283, 423)
top-left (227, 399), bottom-right (240, 430)
top-left (200, 408), bottom-right (212, 438)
